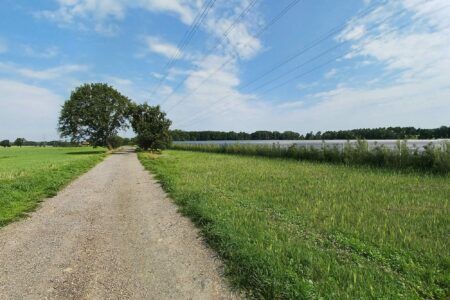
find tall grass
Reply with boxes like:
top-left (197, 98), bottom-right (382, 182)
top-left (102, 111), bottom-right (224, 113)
top-left (171, 140), bottom-right (450, 173)
top-left (139, 150), bottom-right (450, 299)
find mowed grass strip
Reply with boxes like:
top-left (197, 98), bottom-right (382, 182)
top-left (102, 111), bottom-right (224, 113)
top-left (139, 150), bottom-right (450, 299)
top-left (0, 147), bottom-right (106, 226)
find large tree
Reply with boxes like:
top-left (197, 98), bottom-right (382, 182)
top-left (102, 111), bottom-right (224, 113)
top-left (14, 138), bottom-right (24, 147)
top-left (58, 83), bottom-right (132, 149)
top-left (129, 103), bottom-right (171, 151)
top-left (0, 140), bottom-right (11, 147)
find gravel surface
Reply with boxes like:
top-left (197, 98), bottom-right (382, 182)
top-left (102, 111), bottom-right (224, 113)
top-left (0, 149), bottom-right (239, 299)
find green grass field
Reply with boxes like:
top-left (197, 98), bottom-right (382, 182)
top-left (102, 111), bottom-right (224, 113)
top-left (0, 146), bottom-right (106, 226)
top-left (139, 150), bottom-right (450, 299)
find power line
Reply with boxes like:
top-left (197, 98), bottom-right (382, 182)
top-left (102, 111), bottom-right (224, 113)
top-left (180, 1), bottom-right (448, 129)
top-left (174, 0), bottom-right (388, 126)
top-left (157, 0), bottom-right (259, 107)
top-left (238, 0), bottom-right (386, 91)
top-left (223, 0), bottom-right (258, 39)
top-left (163, 0), bottom-right (303, 112)
top-left (177, 0), bottom-right (430, 127)
top-left (257, 3), bottom-right (442, 94)
top-left (160, 0), bottom-right (258, 105)
top-left (148, 0), bottom-right (217, 101)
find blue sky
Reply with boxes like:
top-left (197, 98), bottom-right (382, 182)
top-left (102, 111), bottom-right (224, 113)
top-left (0, 0), bottom-right (449, 140)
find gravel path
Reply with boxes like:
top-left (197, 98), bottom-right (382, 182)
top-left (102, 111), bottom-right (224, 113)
top-left (0, 149), bottom-right (238, 299)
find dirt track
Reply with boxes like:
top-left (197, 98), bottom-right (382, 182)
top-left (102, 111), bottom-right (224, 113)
top-left (0, 149), bottom-right (238, 299)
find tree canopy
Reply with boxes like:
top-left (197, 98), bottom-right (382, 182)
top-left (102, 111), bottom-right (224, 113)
top-left (129, 103), bottom-right (171, 151)
top-left (58, 83), bottom-right (172, 150)
top-left (14, 138), bottom-right (25, 147)
top-left (0, 140), bottom-right (11, 147)
top-left (58, 83), bottom-right (132, 149)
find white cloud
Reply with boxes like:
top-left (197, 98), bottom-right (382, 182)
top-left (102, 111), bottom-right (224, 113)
top-left (151, 72), bottom-right (163, 79)
top-left (106, 76), bottom-right (133, 86)
top-left (159, 85), bottom-right (173, 95)
top-left (277, 101), bottom-right (305, 109)
top-left (37, 0), bottom-right (199, 34)
top-left (152, 0), bottom-right (265, 129)
top-left (136, 0), bottom-right (196, 25)
top-left (267, 0), bottom-right (450, 131)
top-left (96, 75), bottom-right (152, 104)
top-left (168, 0), bottom-right (450, 132)
top-left (0, 80), bottom-right (62, 140)
top-left (39, 0), bottom-right (125, 23)
top-left (25, 0), bottom-right (448, 134)
top-left (203, 0), bottom-right (263, 59)
top-left (338, 24), bottom-right (366, 41)
top-left (143, 36), bottom-right (180, 59)
top-left (344, 0), bottom-right (450, 80)
top-left (186, 54), bottom-right (239, 91)
top-left (161, 52), bottom-right (258, 129)
top-left (0, 62), bottom-right (89, 80)
top-left (22, 45), bottom-right (59, 58)
top-left (324, 68), bottom-right (337, 79)
top-left (297, 81), bottom-right (318, 90)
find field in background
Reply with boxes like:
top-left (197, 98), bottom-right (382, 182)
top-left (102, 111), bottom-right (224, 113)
top-left (0, 147), bottom-right (106, 226)
top-left (139, 150), bottom-right (450, 299)
top-left (173, 139), bottom-right (447, 150)
top-left (172, 140), bottom-right (450, 173)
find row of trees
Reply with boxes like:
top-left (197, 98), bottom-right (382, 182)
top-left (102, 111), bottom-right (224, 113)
top-left (58, 83), bottom-right (171, 150)
top-left (1, 138), bottom-right (25, 147)
top-left (171, 126), bottom-right (450, 141)
top-left (0, 137), bottom-right (137, 148)
top-left (170, 130), bottom-right (302, 141)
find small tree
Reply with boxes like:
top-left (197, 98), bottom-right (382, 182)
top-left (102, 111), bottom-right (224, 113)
top-left (129, 103), bottom-right (171, 151)
top-left (14, 138), bottom-right (25, 147)
top-left (0, 140), bottom-right (11, 147)
top-left (107, 135), bottom-right (124, 149)
top-left (58, 83), bottom-right (132, 149)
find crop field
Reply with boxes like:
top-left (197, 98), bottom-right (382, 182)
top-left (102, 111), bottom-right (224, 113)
top-left (171, 141), bottom-right (450, 174)
top-left (0, 147), bottom-right (106, 226)
top-left (139, 150), bottom-right (450, 299)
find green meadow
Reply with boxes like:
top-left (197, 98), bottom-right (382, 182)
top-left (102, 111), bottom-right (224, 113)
top-left (139, 150), bottom-right (450, 299)
top-left (0, 147), bottom-right (106, 226)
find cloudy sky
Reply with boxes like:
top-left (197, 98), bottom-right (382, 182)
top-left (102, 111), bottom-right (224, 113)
top-left (0, 0), bottom-right (449, 140)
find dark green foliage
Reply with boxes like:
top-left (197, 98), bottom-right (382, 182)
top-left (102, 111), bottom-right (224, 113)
top-left (171, 140), bottom-right (450, 173)
top-left (106, 135), bottom-right (125, 149)
top-left (58, 83), bottom-right (132, 149)
top-left (13, 138), bottom-right (25, 147)
top-left (170, 126), bottom-right (450, 141)
top-left (129, 103), bottom-right (171, 151)
top-left (120, 137), bottom-right (132, 146)
top-left (171, 130), bottom-right (300, 141)
top-left (0, 140), bottom-right (11, 147)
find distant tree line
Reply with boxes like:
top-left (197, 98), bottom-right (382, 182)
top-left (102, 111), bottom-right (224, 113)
top-left (171, 126), bottom-right (450, 141)
top-left (170, 130), bottom-right (301, 141)
top-left (0, 138), bottom-right (29, 147)
top-left (0, 137), bottom-right (135, 148)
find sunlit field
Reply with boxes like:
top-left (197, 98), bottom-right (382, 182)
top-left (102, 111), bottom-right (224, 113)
top-left (139, 150), bottom-right (450, 299)
top-left (0, 147), bottom-right (106, 226)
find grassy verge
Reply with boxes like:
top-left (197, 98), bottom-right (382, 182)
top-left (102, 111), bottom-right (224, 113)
top-left (139, 150), bottom-right (449, 299)
top-left (0, 146), bottom-right (106, 226)
top-left (171, 140), bottom-right (450, 174)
